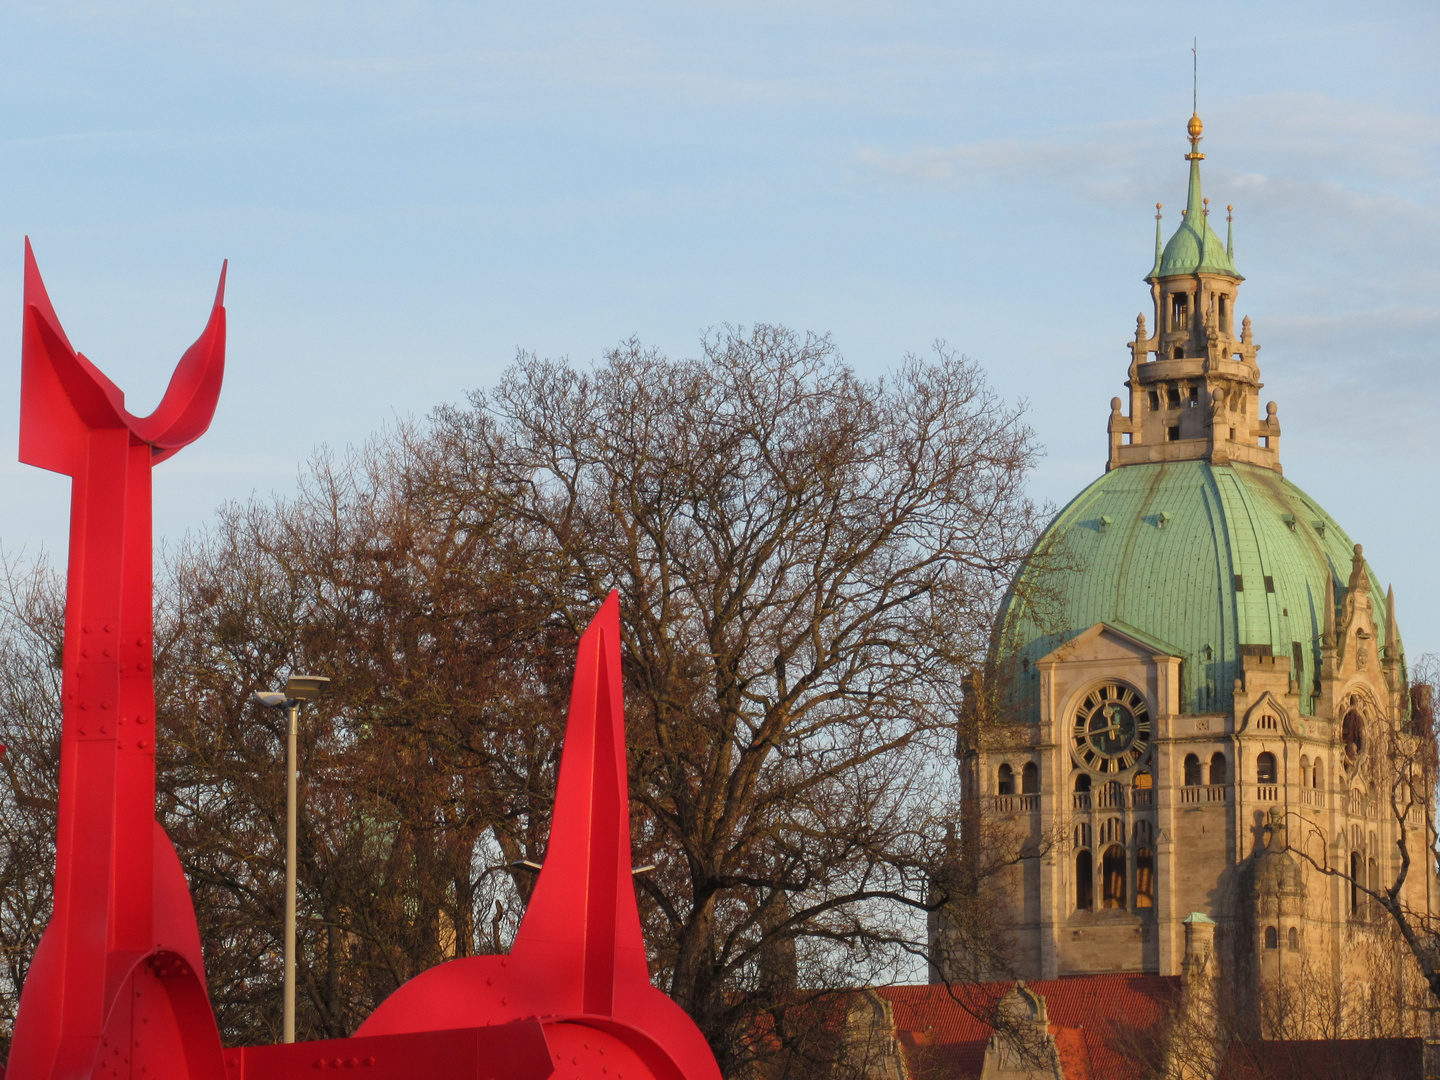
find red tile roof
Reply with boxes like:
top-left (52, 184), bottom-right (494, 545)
top-left (878, 973), bottom-right (1181, 1080)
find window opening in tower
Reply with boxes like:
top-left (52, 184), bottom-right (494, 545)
top-left (1209, 753), bottom-right (1227, 785)
top-left (1135, 847), bottom-right (1154, 908)
top-left (1101, 846), bottom-right (1127, 908)
top-left (1021, 762), bottom-right (1040, 795)
top-left (1184, 754), bottom-right (1202, 786)
top-left (1075, 850), bottom-right (1094, 911)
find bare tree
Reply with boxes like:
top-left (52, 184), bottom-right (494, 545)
top-left (1110, 942), bottom-right (1430, 1080)
top-left (1282, 653), bottom-right (1440, 1011)
top-left (152, 425), bottom-right (574, 1044)
top-left (0, 555), bottom-right (65, 1062)
top-left (0, 325), bottom-right (1046, 1070)
top-left (443, 325), bottom-right (1048, 1070)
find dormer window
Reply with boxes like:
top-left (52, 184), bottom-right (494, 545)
top-left (1218, 295), bottom-right (1229, 332)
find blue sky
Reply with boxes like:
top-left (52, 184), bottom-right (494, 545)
top-left (0, 2), bottom-right (1436, 662)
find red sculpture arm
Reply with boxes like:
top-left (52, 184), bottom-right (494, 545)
top-left (352, 593), bottom-right (721, 1080)
top-left (9, 241), bottom-right (228, 1080)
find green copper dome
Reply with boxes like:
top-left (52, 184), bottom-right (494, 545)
top-left (1153, 156), bottom-right (1241, 280)
top-left (997, 461), bottom-right (1399, 719)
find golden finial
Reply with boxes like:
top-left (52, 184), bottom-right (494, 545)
top-left (1203, 197), bottom-right (1210, 216)
top-left (1185, 40), bottom-right (1206, 160)
top-left (1155, 202), bottom-right (1163, 218)
top-left (1186, 112), bottom-right (1205, 160)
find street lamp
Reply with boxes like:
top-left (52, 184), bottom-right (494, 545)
top-left (254, 673), bottom-right (330, 1044)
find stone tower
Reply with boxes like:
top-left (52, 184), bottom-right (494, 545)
top-left (935, 111), bottom-right (1436, 1037)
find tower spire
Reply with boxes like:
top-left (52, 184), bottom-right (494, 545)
top-left (1186, 42), bottom-right (1205, 163)
top-left (1150, 203), bottom-right (1163, 277)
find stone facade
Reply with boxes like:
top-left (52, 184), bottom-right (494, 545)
top-left (934, 112), bottom-right (1437, 1040)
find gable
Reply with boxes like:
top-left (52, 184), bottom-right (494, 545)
top-left (1038, 621), bottom-right (1182, 670)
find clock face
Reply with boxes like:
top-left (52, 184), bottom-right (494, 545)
top-left (1072, 683), bottom-right (1151, 773)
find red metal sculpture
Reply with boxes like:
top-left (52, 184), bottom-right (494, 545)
top-left (10, 246), bottom-right (720, 1080)
top-left (10, 240), bottom-right (230, 1080)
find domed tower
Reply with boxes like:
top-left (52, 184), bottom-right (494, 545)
top-left (942, 113), bottom-right (1434, 1018)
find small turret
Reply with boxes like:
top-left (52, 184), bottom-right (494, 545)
top-left (1106, 113), bottom-right (1276, 474)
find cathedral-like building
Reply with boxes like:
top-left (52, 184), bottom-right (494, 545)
top-left (936, 111), bottom-right (1435, 1035)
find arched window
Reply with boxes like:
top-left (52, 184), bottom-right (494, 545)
top-left (1021, 762), bottom-right (1040, 795)
top-left (1209, 752), bottom-right (1228, 785)
top-left (1135, 846), bottom-right (1155, 908)
top-left (1133, 820), bottom-right (1154, 846)
top-left (1265, 926), bottom-right (1278, 949)
top-left (1100, 818), bottom-right (1125, 846)
top-left (1075, 850), bottom-right (1093, 911)
top-left (1074, 773), bottom-right (1092, 793)
top-left (1184, 753), bottom-right (1203, 786)
top-left (1313, 759), bottom-right (1323, 790)
top-left (1099, 780), bottom-right (1125, 808)
top-left (1073, 823), bottom-right (1091, 850)
top-left (1257, 752), bottom-right (1277, 784)
top-left (1101, 846), bottom-right (1127, 909)
top-left (1132, 770), bottom-right (1152, 790)
top-left (1350, 852), bottom-right (1362, 916)
top-left (1369, 858), bottom-right (1380, 913)
top-left (1300, 755), bottom-right (1310, 784)
top-left (1288, 926), bottom-right (1299, 950)
top-left (997, 764), bottom-right (1014, 795)
top-left (1343, 710), bottom-right (1364, 762)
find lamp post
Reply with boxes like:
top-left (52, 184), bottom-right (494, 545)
top-left (254, 674), bottom-right (330, 1043)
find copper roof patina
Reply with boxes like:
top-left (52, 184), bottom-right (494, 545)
top-left (997, 460), bottom-right (1400, 719)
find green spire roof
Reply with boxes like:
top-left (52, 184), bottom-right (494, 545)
top-left (1151, 120), bottom-right (1242, 280)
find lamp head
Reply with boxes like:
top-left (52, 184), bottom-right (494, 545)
top-left (253, 691), bottom-right (288, 709)
top-left (284, 674), bottom-right (330, 701)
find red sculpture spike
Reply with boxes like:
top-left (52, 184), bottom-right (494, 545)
top-left (9, 241), bottom-right (229, 1080)
top-left (351, 592), bottom-right (721, 1080)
